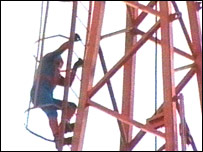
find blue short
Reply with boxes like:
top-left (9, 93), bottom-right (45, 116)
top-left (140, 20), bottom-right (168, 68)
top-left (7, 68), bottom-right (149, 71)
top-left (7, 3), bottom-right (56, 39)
top-left (31, 86), bottom-right (77, 118)
top-left (41, 99), bottom-right (77, 118)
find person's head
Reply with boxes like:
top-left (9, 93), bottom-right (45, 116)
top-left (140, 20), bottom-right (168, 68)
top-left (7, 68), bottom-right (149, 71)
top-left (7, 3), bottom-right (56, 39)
top-left (54, 56), bottom-right (64, 69)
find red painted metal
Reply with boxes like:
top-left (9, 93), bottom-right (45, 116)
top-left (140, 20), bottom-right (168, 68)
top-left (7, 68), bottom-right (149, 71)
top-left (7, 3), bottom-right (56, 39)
top-left (124, 1), bottom-right (160, 17)
top-left (171, 1), bottom-right (193, 52)
top-left (187, 1), bottom-right (202, 112)
top-left (120, 5), bottom-right (137, 151)
top-left (135, 29), bottom-right (194, 60)
top-left (157, 144), bottom-right (165, 151)
top-left (88, 100), bottom-right (165, 138)
top-left (67, 1), bottom-right (202, 151)
top-left (133, 1), bottom-right (157, 27)
top-left (175, 68), bottom-right (196, 94)
top-left (159, 1), bottom-right (178, 151)
top-left (71, 2), bottom-right (105, 151)
top-left (178, 94), bottom-right (187, 151)
top-left (127, 131), bottom-right (146, 151)
top-left (58, 1), bottom-right (78, 151)
top-left (88, 20), bottom-right (160, 98)
top-left (176, 96), bottom-right (198, 151)
top-left (101, 1), bottom-right (157, 40)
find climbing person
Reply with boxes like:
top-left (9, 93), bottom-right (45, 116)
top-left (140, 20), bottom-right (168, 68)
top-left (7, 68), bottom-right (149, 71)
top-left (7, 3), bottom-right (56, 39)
top-left (30, 34), bottom-right (83, 149)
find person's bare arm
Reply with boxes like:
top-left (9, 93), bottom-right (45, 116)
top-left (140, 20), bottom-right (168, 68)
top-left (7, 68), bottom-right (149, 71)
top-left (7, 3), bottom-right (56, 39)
top-left (48, 34), bottom-right (81, 58)
top-left (57, 70), bottom-right (77, 87)
top-left (69, 58), bottom-right (83, 86)
top-left (55, 41), bottom-right (71, 54)
top-left (57, 58), bottom-right (83, 87)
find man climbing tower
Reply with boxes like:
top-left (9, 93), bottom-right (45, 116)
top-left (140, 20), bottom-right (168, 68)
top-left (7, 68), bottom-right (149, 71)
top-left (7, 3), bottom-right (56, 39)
top-left (30, 34), bottom-right (83, 149)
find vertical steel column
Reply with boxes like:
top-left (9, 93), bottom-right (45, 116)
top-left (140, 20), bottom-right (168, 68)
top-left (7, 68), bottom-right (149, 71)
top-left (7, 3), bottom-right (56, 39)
top-left (160, 1), bottom-right (178, 151)
top-left (58, 1), bottom-right (77, 151)
top-left (71, 2), bottom-right (105, 151)
top-left (178, 94), bottom-right (187, 151)
top-left (120, 5), bottom-right (137, 151)
top-left (187, 1), bottom-right (202, 112)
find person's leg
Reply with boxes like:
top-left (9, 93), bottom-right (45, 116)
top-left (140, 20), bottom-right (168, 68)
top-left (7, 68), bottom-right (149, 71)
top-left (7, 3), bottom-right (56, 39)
top-left (66, 102), bottom-right (77, 121)
top-left (42, 106), bottom-right (60, 150)
top-left (53, 99), bottom-right (77, 121)
top-left (34, 89), bottom-right (61, 149)
top-left (48, 117), bottom-right (61, 149)
top-left (53, 100), bottom-right (77, 146)
top-left (42, 106), bottom-right (59, 135)
top-left (48, 117), bottom-right (59, 137)
top-left (58, 102), bottom-right (77, 134)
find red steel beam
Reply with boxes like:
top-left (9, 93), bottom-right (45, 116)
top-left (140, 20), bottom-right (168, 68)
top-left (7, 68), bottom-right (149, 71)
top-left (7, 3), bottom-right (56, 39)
top-left (71, 2), bottom-right (105, 151)
top-left (171, 1), bottom-right (193, 53)
top-left (123, 1), bottom-right (160, 17)
top-left (120, 5), bottom-right (137, 150)
top-left (135, 29), bottom-right (194, 60)
top-left (158, 144), bottom-right (165, 151)
top-left (58, 2), bottom-right (77, 151)
top-left (187, 1), bottom-right (202, 112)
top-left (176, 96), bottom-right (198, 151)
top-left (101, 1), bottom-right (157, 40)
top-left (128, 66), bottom-right (196, 151)
top-left (88, 100), bottom-right (165, 138)
top-left (175, 68), bottom-right (196, 94)
top-left (129, 67), bottom-right (195, 151)
top-left (178, 94), bottom-right (187, 151)
top-left (133, 1), bottom-right (157, 27)
top-left (127, 67), bottom-right (195, 150)
top-left (160, 1), bottom-right (178, 151)
top-left (127, 131), bottom-right (146, 151)
top-left (89, 20), bottom-right (160, 98)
